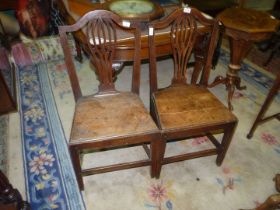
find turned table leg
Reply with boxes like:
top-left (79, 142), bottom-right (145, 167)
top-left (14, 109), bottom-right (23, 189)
top-left (225, 38), bottom-right (250, 110)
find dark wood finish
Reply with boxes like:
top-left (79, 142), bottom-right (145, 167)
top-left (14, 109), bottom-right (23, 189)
top-left (61, 1), bottom-right (214, 92)
top-left (148, 8), bottom-right (238, 174)
top-left (0, 170), bottom-right (30, 210)
top-left (215, 8), bottom-right (280, 110)
top-left (247, 70), bottom-right (280, 139)
top-left (0, 68), bottom-right (17, 115)
top-left (59, 10), bottom-right (162, 190)
top-left (68, 0), bottom-right (104, 16)
top-left (63, 1), bottom-right (209, 65)
top-left (183, 0), bottom-right (237, 17)
top-left (0, 18), bottom-right (17, 115)
top-left (64, 0), bottom-right (172, 61)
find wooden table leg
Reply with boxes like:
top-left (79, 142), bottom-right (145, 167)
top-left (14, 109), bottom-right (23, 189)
top-left (225, 37), bottom-right (250, 110)
top-left (208, 37), bottom-right (249, 110)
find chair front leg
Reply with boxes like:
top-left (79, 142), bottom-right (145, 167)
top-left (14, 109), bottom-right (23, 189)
top-left (69, 146), bottom-right (84, 191)
top-left (216, 122), bottom-right (237, 166)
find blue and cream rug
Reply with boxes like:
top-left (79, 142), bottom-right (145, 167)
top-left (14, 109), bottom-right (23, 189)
top-left (5, 37), bottom-right (280, 210)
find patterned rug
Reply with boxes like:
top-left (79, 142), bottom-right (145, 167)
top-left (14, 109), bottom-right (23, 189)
top-left (9, 38), bottom-right (280, 209)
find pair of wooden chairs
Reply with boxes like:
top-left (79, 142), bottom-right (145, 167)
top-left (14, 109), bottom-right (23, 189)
top-left (59, 8), bottom-right (238, 191)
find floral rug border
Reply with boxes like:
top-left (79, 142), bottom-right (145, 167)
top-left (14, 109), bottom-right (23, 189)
top-left (17, 63), bottom-right (85, 210)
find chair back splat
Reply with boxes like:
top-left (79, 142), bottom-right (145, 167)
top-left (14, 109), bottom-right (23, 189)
top-left (59, 10), bottom-right (161, 191)
top-left (59, 10), bottom-right (141, 101)
top-left (149, 7), bottom-right (219, 95)
top-left (148, 7), bottom-right (238, 171)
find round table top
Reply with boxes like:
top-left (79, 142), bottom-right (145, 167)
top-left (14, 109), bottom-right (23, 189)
top-left (217, 8), bottom-right (280, 33)
top-left (104, 0), bottom-right (164, 22)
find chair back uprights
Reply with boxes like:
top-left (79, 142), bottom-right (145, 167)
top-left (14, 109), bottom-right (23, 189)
top-left (59, 10), bottom-right (141, 102)
top-left (148, 7), bottom-right (219, 94)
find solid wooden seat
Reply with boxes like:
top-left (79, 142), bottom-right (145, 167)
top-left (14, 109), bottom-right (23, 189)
top-left (148, 7), bottom-right (238, 172)
top-left (70, 92), bottom-right (158, 142)
top-left (153, 84), bottom-right (236, 130)
top-left (59, 10), bottom-right (162, 191)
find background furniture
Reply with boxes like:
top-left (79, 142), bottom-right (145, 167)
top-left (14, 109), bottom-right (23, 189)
top-left (0, 19), bottom-right (17, 115)
top-left (0, 170), bottom-right (30, 210)
top-left (260, 29), bottom-right (280, 66)
top-left (247, 71), bottom-right (280, 139)
top-left (59, 0), bottom-right (213, 88)
top-left (0, 69), bottom-right (16, 115)
top-left (59, 10), bottom-right (162, 191)
top-left (240, 0), bottom-right (277, 11)
top-left (241, 174), bottom-right (280, 210)
top-left (215, 7), bottom-right (280, 110)
top-left (184, 0), bottom-right (237, 16)
top-left (148, 8), bottom-right (237, 171)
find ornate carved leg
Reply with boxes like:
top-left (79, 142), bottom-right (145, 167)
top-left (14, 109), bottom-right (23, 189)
top-left (253, 194), bottom-right (280, 210)
top-left (240, 175), bottom-right (280, 210)
top-left (223, 38), bottom-right (252, 110)
top-left (225, 63), bottom-right (246, 110)
top-left (0, 170), bottom-right (30, 210)
top-left (254, 174), bottom-right (280, 210)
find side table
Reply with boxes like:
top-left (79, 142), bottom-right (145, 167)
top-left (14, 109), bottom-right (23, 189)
top-left (215, 8), bottom-right (280, 110)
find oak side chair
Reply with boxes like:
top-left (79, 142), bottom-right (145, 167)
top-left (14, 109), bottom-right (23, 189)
top-left (148, 7), bottom-right (238, 173)
top-left (59, 10), bottom-right (162, 191)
